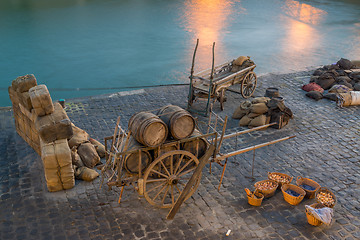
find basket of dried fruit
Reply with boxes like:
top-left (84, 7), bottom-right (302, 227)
top-left (296, 176), bottom-right (320, 199)
top-left (268, 172), bottom-right (293, 188)
top-left (245, 188), bottom-right (264, 206)
top-left (316, 187), bottom-right (336, 208)
top-left (281, 184), bottom-right (306, 205)
top-left (305, 203), bottom-right (325, 226)
top-left (254, 179), bottom-right (278, 198)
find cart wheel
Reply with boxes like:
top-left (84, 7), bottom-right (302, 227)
top-left (219, 89), bottom-right (226, 111)
top-left (241, 71), bottom-right (257, 98)
top-left (143, 150), bottom-right (201, 208)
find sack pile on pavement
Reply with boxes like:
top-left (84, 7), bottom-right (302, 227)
top-left (232, 93), bottom-right (293, 129)
top-left (302, 58), bottom-right (360, 106)
top-left (8, 74), bottom-right (104, 192)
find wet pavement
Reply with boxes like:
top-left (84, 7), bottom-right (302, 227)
top-left (1, 69), bottom-right (360, 239)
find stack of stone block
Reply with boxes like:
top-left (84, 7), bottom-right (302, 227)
top-left (8, 74), bottom-right (75, 192)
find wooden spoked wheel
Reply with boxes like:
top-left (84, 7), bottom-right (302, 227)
top-left (241, 71), bottom-right (257, 98)
top-left (143, 150), bottom-right (201, 208)
top-left (219, 89), bottom-right (226, 111)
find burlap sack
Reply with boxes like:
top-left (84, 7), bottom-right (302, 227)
top-left (59, 163), bottom-right (75, 190)
top-left (43, 168), bottom-right (63, 192)
top-left (89, 138), bottom-right (106, 158)
top-left (233, 56), bottom-right (249, 66)
top-left (248, 112), bottom-right (261, 118)
top-left (75, 166), bottom-right (99, 181)
top-left (35, 102), bottom-right (73, 143)
top-left (29, 85), bottom-right (54, 116)
top-left (231, 64), bottom-right (241, 73)
top-left (41, 139), bottom-right (72, 169)
top-left (250, 103), bottom-right (268, 114)
top-left (249, 114), bottom-right (268, 127)
top-left (77, 142), bottom-right (100, 168)
top-left (12, 74), bottom-right (37, 93)
top-left (251, 97), bottom-right (270, 104)
top-left (336, 76), bottom-right (352, 83)
top-left (17, 92), bottom-right (33, 111)
top-left (232, 107), bottom-right (249, 119)
top-left (68, 124), bottom-right (89, 148)
top-left (239, 115), bottom-right (252, 126)
top-left (337, 58), bottom-right (353, 70)
top-left (337, 92), bottom-right (352, 107)
top-left (328, 85), bottom-right (352, 94)
top-left (8, 86), bottom-right (19, 105)
top-left (306, 91), bottom-right (323, 101)
top-left (71, 147), bottom-right (84, 167)
top-left (316, 73), bottom-right (335, 90)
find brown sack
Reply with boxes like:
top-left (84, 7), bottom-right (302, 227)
top-left (41, 139), bottom-right (72, 169)
top-left (71, 147), bottom-right (84, 167)
top-left (89, 138), bottom-right (106, 158)
top-left (77, 142), bottom-right (100, 168)
top-left (75, 166), bottom-right (99, 181)
top-left (29, 85), bottom-right (54, 116)
top-left (12, 74), bottom-right (37, 93)
top-left (250, 103), bottom-right (268, 114)
top-left (248, 112), bottom-right (261, 118)
top-left (233, 56), bottom-right (249, 66)
top-left (8, 86), bottom-right (19, 105)
top-left (232, 106), bottom-right (249, 119)
top-left (239, 115), bottom-right (252, 126)
top-left (43, 168), bottom-right (63, 192)
top-left (68, 124), bottom-right (89, 148)
top-left (249, 115), bottom-right (268, 127)
top-left (59, 163), bottom-right (75, 190)
top-left (251, 97), bottom-right (270, 104)
top-left (35, 102), bottom-right (73, 143)
top-left (17, 92), bottom-right (33, 111)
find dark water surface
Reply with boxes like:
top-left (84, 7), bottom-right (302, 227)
top-left (1, 0), bottom-right (359, 106)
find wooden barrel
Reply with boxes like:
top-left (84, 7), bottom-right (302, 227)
top-left (128, 112), bottom-right (168, 147)
top-left (157, 105), bottom-right (195, 140)
top-left (181, 129), bottom-right (208, 158)
top-left (124, 137), bottom-right (152, 174)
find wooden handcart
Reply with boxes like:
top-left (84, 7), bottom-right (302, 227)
top-left (187, 40), bottom-right (258, 116)
top-left (101, 109), bottom-right (294, 219)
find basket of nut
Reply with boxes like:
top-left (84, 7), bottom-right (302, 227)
top-left (245, 188), bottom-right (264, 206)
top-left (316, 187), bottom-right (336, 208)
top-left (296, 176), bottom-right (320, 199)
top-left (268, 172), bottom-right (293, 188)
top-left (254, 179), bottom-right (278, 198)
top-left (305, 203), bottom-right (325, 226)
top-left (281, 184), bottom-right (306, 205)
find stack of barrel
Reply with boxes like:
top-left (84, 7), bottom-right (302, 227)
top-left (8, 74), bottom-right (104, 192)
top-left (124, 105), bottom-right (207, 174)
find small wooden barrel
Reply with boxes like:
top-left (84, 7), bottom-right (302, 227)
top-left (181, 129), bottom-right (208, 158)
top-left (158, 105), bottom-right (195, 140)
top-left (264, 87), bottom-right (280, 98)
top-left (124, 138), bottom-right (152, 174)
top-left (128, 112), bottom-right (168, 147)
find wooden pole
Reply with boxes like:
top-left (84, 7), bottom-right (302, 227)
top-left (166, 145), bottom-right (215, 220)
top-left (217, 123), bottom-right (276, 141)
top-left (188, 39), bottom-right (199, 108)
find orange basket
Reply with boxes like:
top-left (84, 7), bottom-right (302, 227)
top-left (315, 187), bottom-right (336, 208)
top-left (296, 176), bottom-right (320, 199)
top-left (281, 184), bottom-right (305, 205)
top-left (254, 180), bottom-right (278, 198)
top-left (245, 189), bottom-right (264, 206)
top-left (268, 172), bottom-right (293, 188)
top-left (306, 203), bottom-right (325, 226)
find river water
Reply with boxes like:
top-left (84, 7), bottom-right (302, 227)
top-left (1, 0), bottom-right (359, 106)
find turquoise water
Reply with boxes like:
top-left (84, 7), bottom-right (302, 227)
top-left (1, 0), bottom-right (359, 106)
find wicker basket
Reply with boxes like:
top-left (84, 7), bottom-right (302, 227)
top-left (281, 184), bottom-right (305, 205)
top-left (246, 191), bottom-right (264, 206)
top-left (254, 180), bottom-right (278, 198)
top-left (268, 172), bottom-right (293, 188)
top-left (306, 203), bottom-right (325, 226)
top-left (315, 187), bottom-right (337, 208)
top-left (296, 176), bottom-right (320, 199)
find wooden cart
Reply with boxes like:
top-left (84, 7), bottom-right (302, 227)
top-left (101, 109), bottom-right (294, 219)
top-left (187, 40), bottom-right (258, 116)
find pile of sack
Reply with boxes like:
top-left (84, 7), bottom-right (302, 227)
top-left (302, 58), bottom-right (360, 106)
top-left (8, 74), bottom-right (105, 192)
top-left (231, 56), bottom-right (255, 73)
top-left (232, 93), bottom-right (293, 129)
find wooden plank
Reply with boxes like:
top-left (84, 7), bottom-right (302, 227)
top-left (166, 145), bottom-right (215, 220)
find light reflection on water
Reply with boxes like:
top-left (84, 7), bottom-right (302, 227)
top-left (0, 0), bottom-right (359, 106)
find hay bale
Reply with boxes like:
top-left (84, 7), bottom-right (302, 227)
top-left (89, 138), bottom-right (106, 158)
top-left (12, 74), bottom-right (37, 93)
top-left (75, 166), bottom-right (99, 181)
top-left (77, 142), bottom-right (100, 168)
top-left (68, 124), bottom-right (89, 148)
top-left (35, 102), bottom-right (73, 143)
top-left (29, 85), bottom-right (54, 116)
top-left (250, 103), bottom-right (268, 114)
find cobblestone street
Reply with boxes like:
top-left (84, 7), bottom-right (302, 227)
top-left (1, 69), bottom-right (360, 239)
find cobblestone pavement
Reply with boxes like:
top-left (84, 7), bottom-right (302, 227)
top-left (1, 69), bottom-right (360, 240)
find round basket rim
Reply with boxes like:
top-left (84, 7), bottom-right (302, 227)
top-left (315, 187), bottom-right (337, 207)
top-left (254, 179), bottom-right (279, 190)
top-left (268, 172), bottom-right (293, 182)
top-left (281, 183), bottom-right (306, 197)
top-left (296, 176), bottom-right (321, 189)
